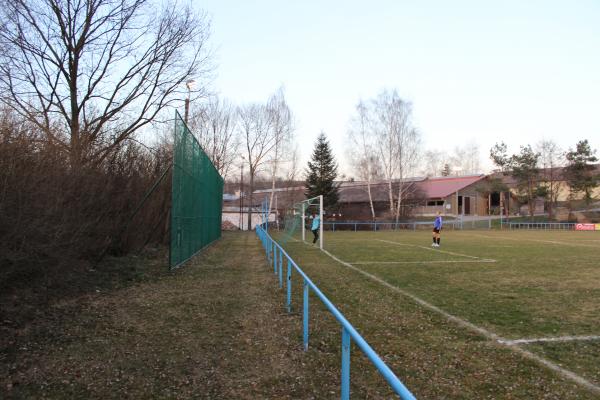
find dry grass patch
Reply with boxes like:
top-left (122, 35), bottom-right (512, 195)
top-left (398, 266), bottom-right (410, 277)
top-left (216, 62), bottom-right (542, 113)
top-left (1, 232), bottom-right (350, 399)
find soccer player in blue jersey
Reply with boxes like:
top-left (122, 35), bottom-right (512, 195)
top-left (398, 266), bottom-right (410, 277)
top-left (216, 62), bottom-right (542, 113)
top-left (432, 211), bottom-right (442, 247)
top-left (311, 212), bottom-right (320, 244)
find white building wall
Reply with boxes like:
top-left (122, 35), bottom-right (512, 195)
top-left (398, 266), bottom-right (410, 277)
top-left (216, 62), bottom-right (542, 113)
top-left (222, 211), bottom-right (276, 231)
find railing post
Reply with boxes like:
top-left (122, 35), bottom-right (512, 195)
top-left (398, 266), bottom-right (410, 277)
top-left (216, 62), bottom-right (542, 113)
top-left (273, 245), bottom-right (277, 274)
top-left (286, 259), bottom-right (292, 312)
top-left (303, 279), bottom-right (309, 351)
top-left (341, 327), bottom-right (351, 400)
top-left (278, 248), bottom-right (283, 288)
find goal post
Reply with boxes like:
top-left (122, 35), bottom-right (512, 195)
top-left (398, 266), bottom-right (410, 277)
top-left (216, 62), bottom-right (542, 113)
top-left (319, 194), bottom-right (323, 249)
top-left (280, 195), bottom-right (324, 250)
top-left (301, 195), bottom-right (323, 250)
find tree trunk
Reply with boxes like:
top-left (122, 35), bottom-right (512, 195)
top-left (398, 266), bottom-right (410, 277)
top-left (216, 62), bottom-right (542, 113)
top-left (394, 181), bottom-right (404, 223)
top-left (268, 152), bottom-right (279, 223)
top-left (247, 170), bottom-right (254, 230)
top-left (387, 179), bottom-right (394, 215)
top-left (548, 180), bottom-right (556, 220)
top-left (69, 62), bottom-right (81, 167)
top-left (528, 178), bottom-right (535, 218)
top-left (366, 180), bottom-right (376, 220)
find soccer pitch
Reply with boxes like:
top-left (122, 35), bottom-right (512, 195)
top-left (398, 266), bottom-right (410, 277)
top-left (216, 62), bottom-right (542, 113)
top-left (273, 229), bottom-right (600, 398)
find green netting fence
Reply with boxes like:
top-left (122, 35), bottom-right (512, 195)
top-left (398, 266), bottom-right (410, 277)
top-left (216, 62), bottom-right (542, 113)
top-left (170, 111), bottom-right (224, 269)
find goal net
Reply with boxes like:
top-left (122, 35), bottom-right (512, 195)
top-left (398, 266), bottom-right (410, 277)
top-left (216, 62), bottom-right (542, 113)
top-left (281, 195), bottom-right (323, 249)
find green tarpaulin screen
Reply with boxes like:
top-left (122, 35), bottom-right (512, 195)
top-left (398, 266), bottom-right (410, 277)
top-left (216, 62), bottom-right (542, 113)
top-left (170, 111), bottom-right (224, 269)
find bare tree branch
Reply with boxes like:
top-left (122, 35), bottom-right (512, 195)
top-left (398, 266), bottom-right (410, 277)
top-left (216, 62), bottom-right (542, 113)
top-left (0, 0), bottom-right (213, 166)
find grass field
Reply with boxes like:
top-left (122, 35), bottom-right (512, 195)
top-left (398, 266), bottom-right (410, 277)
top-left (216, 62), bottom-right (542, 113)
top-left (1, 234), bottom-right (352, 399)
top-left (2, 229), bottom-right (598, 398)
top-left (273, 228), bottom-right (600, 398)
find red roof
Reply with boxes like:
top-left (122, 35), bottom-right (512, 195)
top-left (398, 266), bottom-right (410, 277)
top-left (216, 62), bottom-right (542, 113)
top-left (416, 175), bottom-right (485, 198)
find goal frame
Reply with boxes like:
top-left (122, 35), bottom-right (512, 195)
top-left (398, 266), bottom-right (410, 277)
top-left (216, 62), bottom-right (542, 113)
top-left (300, 195), bottom-right (323, 250)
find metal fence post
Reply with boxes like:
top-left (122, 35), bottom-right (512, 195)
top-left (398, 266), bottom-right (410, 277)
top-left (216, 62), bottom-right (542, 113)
top-left (273, 245), bottom-right (277, 275)
top-left (286, 259), bottom-right (292, 312)
top-left (341, 327), bottom-right (351, 400)
top-left (278, 248), bottom-right (283, 288)
top-left (254, 226), bottom-right (417, 400)
top-left (303, 279), bottom-right (309, 351)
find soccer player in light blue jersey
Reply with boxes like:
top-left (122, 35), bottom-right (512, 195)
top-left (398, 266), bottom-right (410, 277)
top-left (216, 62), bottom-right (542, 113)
top-left (311, 212), bottom-right (320, 244)
top-left (432, 211), bottom-right (442, 247)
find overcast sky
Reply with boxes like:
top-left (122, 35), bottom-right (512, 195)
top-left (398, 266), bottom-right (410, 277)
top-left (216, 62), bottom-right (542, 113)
top-left (196, 0), bottom-right (600, 176)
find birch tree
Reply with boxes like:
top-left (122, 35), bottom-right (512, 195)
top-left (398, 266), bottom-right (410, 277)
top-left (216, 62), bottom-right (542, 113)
top-left (420, 149), bottom-right (449, 177)
top-left (449, 144), bottom-right (482, 175)
top-left (369, 90), bottom-right (420, 221)
top-left (536, 139), bottom-right (564, 219)
top-left (265, 89), bottom-right (294, 220)
top-left (238, 103), bottom-right (275, 229)
top-left (347, 100), bottom-right (380, 219)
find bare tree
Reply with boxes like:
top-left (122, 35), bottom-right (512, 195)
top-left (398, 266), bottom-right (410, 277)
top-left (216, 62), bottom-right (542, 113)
top-left (371, 93), bottom-right (399, 215)
top-left (420, 149), bottom-right (449, 177)
top-left (238, 102), bottom-right (277, 229)
top-left (0, 0), bottom-right (212, 166)
top-left (283, 144), bottom-right (301, 183)
top-left (536, 139), bottom-right (564, 219)
top-left (367, 90), bottom-right (420, 221)
top-left (347, 100), bottom-right (380, 219)
top-left (449, 143), bottom-right (482, 175)
top-left (189, 97), bottom-right (239, 179)
top-left (393, 124), bottom-right (420, 222)
top-left (265, 88), bottom-right (294, 220)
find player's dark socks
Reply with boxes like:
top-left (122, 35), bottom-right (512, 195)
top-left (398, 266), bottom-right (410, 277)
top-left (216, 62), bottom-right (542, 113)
top-left (432, 237), bottom-right (436, 244)
top-left (437, 238), bottom-right (440, 245)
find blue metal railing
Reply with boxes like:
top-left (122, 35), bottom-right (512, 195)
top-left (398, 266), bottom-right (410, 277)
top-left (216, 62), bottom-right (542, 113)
top-left (508, 222), bottom-right (576, 230)
top-left (322, 220), bottom-right (477, 232)
top-left (256, 224), bottom-right (417, 400)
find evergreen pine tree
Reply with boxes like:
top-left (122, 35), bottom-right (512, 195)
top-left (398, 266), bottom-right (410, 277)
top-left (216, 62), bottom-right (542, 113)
top-left (564, 139), bottom-right (598, 205)
top-left (305, 132), bottom-right (339, 211)
top-left (441, 164), bottom-right (451, 176)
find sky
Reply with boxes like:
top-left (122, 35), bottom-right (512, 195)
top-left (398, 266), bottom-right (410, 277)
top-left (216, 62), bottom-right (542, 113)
top-left (195, 0), bottom-right (600, 176)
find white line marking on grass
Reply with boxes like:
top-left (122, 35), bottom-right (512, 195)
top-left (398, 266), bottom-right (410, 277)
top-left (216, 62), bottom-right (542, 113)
top-left (350, 260), bottom-right (497, 265)
top-left (376, 239), bottom-right (497, 262)
top-left (499, 335), bottom-right (600, 345)
top-left (320, 248), bottom-right (503, 340)
top-left (319, 247), bottom-right (600, 396)
top-left (474, 234), bottom-right (599, 248)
